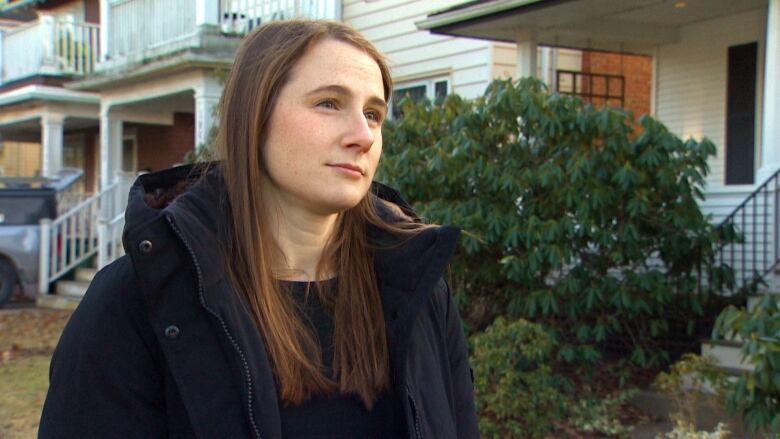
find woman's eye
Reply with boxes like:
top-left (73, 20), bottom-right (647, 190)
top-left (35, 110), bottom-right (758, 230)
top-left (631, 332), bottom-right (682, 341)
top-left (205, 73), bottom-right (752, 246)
top-left (317, 100), bottom-right (337, 109)
top-left (365, 110), bottom-right (382, 123)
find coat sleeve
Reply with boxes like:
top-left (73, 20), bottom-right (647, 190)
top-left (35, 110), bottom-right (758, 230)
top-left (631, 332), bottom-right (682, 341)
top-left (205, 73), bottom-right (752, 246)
top-left (441, 279), bottom-right (481, 438)
top-left (38, 256), bottom-right (168, 439)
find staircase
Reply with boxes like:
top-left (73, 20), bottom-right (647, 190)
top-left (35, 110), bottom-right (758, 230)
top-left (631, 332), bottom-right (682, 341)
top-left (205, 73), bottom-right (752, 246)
top-left (37, 266), bottom-right (97, 310)
top-left (36, 173), bottom-right (135, 309)
top-left (701, 168), bottom-right (780, 372)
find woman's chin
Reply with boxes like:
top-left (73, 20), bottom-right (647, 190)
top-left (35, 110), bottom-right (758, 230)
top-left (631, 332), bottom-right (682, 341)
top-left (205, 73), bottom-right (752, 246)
top-left (314, 192), bottom-right (367, 215)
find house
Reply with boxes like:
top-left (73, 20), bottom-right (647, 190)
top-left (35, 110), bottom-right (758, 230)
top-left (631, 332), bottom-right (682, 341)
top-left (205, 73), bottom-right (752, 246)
top-left (0, 0), bottom-right (661, 306)
top-left (416, 0), bottom-right (779, 371)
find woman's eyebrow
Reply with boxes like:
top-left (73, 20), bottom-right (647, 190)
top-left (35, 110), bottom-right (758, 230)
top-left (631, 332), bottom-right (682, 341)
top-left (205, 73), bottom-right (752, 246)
top-left (305, 84), bottom-right (387, 109)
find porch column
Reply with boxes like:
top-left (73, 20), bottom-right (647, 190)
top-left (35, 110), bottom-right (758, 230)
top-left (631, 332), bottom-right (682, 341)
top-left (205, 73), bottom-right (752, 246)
top-left (0, 31), bottom-right (5, 87)
top-left (194, 75), bottom-right (223, 153)
top-left (195, 0), bottom-right (220, 26)
top-left (99, 106), bottom-right (122, 190)
top-left (41, 113), bottom-right (64, 178)
top-left (516, 31), bottom-right (538, 79)
top-left (759, 0), bottom-right (780, 181)
top-left (100, 0), bottom-right (111, 62)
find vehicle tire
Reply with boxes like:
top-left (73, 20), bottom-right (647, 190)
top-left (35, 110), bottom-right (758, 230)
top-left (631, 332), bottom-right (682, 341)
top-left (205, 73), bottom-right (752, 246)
top-left (0, 259), bottom-right (17, 308)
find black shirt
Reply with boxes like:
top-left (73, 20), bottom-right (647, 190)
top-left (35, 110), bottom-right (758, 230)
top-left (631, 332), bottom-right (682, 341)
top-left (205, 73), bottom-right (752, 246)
top-left (277, 280), bottom-right (405, 439)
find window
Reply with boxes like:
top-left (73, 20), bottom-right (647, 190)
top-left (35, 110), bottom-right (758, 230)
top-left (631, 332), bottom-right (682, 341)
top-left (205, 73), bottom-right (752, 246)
top-left (555, 70), bottom-right (624, 108)
top-left (121, 136), bottom-right (137, 173)
top-left (391, 77), bottom-right (450, 119)
top-left (725, 42), bottom-right (758, 185)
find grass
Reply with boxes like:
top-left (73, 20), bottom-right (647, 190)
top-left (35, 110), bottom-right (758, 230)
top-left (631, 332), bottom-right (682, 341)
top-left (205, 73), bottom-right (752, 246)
top-left (0, 308), bottom-right (72, 439)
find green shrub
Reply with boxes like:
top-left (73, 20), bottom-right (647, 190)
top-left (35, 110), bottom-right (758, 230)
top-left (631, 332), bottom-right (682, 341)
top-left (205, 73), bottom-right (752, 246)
top-left (662, 421), bottom-right (730, 439)
top-left (379, 78), bottom-right (736, 373)
top-left (654, 354), bottom-right (729, 436)
top-left (565, 387), bottom-right (637, 437)
top-left (713, 294), bottom-right (780, 434)
top-left (470, 317), bottom-right (565, 438)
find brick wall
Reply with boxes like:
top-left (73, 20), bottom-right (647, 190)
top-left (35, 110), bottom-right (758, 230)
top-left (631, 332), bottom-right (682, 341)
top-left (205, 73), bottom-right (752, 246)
top-left (134, 112), bottom-right (194, 172)
top-left (580, 51), bottom-right (652, 119)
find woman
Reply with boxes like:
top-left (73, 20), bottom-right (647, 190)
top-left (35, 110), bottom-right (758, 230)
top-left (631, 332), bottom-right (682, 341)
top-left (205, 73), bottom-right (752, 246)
top-left (39, 19), bottom-right (478, 439)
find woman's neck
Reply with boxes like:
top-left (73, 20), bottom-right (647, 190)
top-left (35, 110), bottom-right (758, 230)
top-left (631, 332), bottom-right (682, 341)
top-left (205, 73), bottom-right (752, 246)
top-left (267, 201), bottom-right (339, 282)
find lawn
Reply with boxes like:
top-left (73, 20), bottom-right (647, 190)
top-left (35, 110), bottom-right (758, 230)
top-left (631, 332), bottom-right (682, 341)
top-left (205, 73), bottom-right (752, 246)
top-left (0, 308), bottom-right (72, 439)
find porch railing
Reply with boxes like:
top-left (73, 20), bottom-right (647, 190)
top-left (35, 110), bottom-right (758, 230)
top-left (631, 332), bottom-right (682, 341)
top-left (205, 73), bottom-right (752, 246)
top-left (104, 0), bottom-right (339, 63)
top-left (704, 168), bottom-right (780, 295)
top-left (38, 172), bottom-right (134, 294)
top-left (220, 0), bottom-right (340, 34)
top-left (108, 0), bottom-right (197, 61)
top-left (1, 16), bottom-right (100, 84)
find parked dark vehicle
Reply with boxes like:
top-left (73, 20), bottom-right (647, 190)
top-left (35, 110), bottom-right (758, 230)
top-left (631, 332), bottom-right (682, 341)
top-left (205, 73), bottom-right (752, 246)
top-left (0, 168), bottom-right (83, 307)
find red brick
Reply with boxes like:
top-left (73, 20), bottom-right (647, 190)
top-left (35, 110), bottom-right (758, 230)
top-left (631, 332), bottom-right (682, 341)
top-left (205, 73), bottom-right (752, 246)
top-left (133, 112), bottom-right (195, 172)
top-left (580, 50), bottom-right (652, 120)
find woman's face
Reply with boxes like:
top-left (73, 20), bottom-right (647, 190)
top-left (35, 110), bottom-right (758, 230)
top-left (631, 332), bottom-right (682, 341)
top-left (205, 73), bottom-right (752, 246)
top-left (261, 38), bottom-right (387, 216)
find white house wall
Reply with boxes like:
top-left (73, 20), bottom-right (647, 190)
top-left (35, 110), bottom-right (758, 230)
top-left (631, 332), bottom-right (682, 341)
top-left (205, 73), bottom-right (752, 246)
top-left (343, 0), bottom-right (508, 99)
top-left (492, 44), bottom-right (582, 89)
top-left (655, 7), bottom-right (767, 209)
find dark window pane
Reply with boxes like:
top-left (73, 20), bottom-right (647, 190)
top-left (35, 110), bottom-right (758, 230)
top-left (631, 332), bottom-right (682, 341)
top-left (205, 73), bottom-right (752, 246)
top-left (726, 42), bottom-right (757, 185)
top-left (0, 194), bottom-right (56, 225)
top-left (391, 85), bottom-right (426, 118)
top-left (435, 81), bottom-right (448, 100)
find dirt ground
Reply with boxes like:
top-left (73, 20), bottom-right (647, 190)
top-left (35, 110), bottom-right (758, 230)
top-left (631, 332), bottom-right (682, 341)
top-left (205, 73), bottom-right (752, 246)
top-left (0, 306), bottom-right (72, 439)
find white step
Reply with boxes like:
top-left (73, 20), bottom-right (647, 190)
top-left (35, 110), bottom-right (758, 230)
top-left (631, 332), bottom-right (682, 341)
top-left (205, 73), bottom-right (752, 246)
top-left (36, 293), bottom-right (80, 310)
top-left (75, 267), bottom-right (97, 283)
top-left (55, 280), bottom-right (90, 297)
top-left (701, 341), bottom-right (754, 372)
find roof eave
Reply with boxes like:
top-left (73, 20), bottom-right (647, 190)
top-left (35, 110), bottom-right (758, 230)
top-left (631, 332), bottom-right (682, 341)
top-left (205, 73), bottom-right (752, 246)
top-left (416, 0), bottom-right (552, 31)
top-left (0, 84), bottom-right (99, 107)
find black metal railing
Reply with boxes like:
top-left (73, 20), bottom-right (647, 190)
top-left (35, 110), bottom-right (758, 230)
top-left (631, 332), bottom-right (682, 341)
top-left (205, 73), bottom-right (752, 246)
top-left (706, 168), bottom-right (780, 295)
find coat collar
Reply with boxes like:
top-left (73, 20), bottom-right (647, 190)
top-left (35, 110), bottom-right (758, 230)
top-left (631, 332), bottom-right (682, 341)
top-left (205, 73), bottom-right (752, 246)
top-left (123, 161), bottom-right (460, 294)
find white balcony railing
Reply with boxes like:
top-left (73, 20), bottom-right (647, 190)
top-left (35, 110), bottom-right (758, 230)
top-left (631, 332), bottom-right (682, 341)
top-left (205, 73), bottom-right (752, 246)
top-left (104, 0), bottom-right (339, 64)
top-left (1, 16), bottom-right (100, 84)
top-left (108, 0), bottom-right (197, 61)
top-left (220, 0), bottom-right (340, 34)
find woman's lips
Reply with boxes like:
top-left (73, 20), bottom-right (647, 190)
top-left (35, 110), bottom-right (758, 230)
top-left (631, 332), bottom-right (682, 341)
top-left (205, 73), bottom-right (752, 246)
top-left (327, 163), bottom-right (365, 177)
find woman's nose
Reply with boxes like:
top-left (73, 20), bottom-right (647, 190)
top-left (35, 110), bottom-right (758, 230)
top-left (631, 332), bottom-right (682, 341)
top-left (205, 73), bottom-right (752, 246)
top-left (341, 111), bottom-right (375, 151)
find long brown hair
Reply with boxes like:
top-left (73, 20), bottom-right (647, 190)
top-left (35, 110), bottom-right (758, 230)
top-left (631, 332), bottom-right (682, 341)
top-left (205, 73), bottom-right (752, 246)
top-left (212, 19), bottom-right (419, 409)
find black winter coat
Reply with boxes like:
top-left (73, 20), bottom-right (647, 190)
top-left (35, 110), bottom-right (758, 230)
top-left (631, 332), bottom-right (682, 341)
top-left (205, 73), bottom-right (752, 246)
top-left (39, 163), bottom-right (480, 439)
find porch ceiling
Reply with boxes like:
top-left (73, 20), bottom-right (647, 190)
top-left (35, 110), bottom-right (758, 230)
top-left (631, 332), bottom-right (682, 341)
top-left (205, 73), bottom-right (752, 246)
top-left (117, 91), bottom-right (194, 116)
top-left (418, 0), bottom-right (768, 54)
top-left (0, 116), bottom-right (97, 140)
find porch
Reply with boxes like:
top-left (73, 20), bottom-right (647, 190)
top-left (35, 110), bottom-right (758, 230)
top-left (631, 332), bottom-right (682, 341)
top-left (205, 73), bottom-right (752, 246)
top-left (0, 14), bottom-right (100, 86)
top-left (95, 0), bottom-right (340, 73)
top-left (418, 0), bottom-right (780, 372)
top-left (0, 85), bottom-right (100, 184)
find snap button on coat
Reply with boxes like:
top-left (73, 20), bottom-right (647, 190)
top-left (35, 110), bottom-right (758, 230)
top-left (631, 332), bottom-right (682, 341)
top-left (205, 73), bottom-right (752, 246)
top-left (139, 240), bottom-right (153, 254)
top-left (164, 325), bottom-right (180, 339)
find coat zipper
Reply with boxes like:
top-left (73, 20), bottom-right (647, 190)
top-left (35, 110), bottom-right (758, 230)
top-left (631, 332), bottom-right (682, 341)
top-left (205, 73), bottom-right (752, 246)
top-left (165, 215), bottom-right (262, 439)
top-left (406, 385), bottom-right (424, 439)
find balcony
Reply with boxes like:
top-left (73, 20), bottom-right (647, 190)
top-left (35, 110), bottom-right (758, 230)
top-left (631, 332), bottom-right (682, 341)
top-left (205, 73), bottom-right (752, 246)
top-left (101, 0), bottom-right (340, 71)
top-left (1, 16), bottom-right (100, 85)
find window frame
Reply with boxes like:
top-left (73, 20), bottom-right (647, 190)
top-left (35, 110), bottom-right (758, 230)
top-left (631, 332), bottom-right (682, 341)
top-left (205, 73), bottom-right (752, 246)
top-left (389, 76), bottom-right (451, 119)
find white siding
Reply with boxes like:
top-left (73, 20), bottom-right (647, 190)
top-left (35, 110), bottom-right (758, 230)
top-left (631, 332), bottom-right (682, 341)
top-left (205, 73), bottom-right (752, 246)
top-left (343, 0), bottom-right (503, 99)
top-left (492, 42), bottom-right (517, 80)
top-left (656, 7), bottom-right (767, 196)
top-left (343, 1), bottom-right (586, 98)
